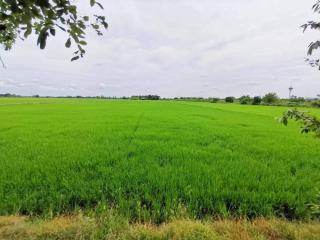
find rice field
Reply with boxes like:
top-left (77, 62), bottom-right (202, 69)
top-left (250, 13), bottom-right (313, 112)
top-left (0, 98), bottom-right (319, 222)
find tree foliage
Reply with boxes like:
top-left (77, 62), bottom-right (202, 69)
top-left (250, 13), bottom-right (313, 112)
top-left (302, 0), bottom-right (320, 69)
top-left (239, 95), bottom-right (251, 105)
top-left (252, 96), bottom-right (262, 105)
top-left (0, 0), bottom-right (108, 61)
top-left (130, 95), bottom-right (161, 100)
top-left (225, 96), bottom-right (234, 103)
top-left (262, 93), bottom-right (279, 104)
top-left (280, 109), bottom-right (320, 138)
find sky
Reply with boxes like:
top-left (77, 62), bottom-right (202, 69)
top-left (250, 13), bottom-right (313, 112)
top-left (0, 0), bottom-right (320, 98)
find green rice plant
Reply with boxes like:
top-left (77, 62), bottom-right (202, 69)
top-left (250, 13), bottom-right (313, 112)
top-left (0, 98), bottom-right (319, 222)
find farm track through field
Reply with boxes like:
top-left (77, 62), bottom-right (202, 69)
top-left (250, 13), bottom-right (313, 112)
top-left (128, 112), bottom-right (145, 144)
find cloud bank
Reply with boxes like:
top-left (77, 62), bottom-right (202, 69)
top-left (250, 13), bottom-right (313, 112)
top-left (1, 0), bottom-right (319, 98)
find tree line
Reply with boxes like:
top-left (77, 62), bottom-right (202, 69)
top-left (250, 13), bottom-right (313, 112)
top-left (1, 92), bottom-right (319, 107)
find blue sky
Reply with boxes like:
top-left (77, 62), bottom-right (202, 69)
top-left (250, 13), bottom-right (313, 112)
top-left (0, 0), bottom-right (320, 98)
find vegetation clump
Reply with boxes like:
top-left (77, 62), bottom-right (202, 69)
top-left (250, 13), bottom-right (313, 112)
top-left (239, 95), bottom-right (251, 105)
top-left (130, 95), bottom-right (161, 100)
top-left (252, 96), bottom-right (262, 105)
top-left (225, 96), bottom-right (235, 103)
top-left (262, 93), bottom-right (279, 104)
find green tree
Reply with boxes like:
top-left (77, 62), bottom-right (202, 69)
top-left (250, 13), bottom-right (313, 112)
top-left (252, 96), bottom-right (262, 105)
top-left (238, 95), bottom-right (251, 105)
top-left (209, 97), bottom-right (220, 103)
top-left (225, 96), bottom-right (234, 103)
top-left (0, 0), bottom-right (107, 61)
top-left (262, 93), bottom-right (279, 104)
top-left (302, 0), bottom-right (320, 69)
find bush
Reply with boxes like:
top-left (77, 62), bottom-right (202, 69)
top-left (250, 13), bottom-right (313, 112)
top-left (209, 98), bottom-right (220, 103)
top-left (252, 96), bottom-right (262, 105)
top-left (131, 95), bottom-right (160, 100)
top-left (311, 101), bottom-right (320, 108)
top-left (239, 95), bottom-right (251, 105)
top-left (262, 93), bottom-right (279, 104)
top-left (225, 97), bottom-right (235, 103)
top-left (290, 97), bottom-right (305, 103)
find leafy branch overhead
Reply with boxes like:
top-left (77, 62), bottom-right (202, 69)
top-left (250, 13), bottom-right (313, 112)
top-left (280, 109), bottom-right (320, 138)
top-left (0, 0), bottom-right (108, 61)
top-left (302, 0), bottom-right (320, 69)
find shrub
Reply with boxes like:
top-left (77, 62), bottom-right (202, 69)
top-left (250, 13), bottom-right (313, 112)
top-left (239, 95), bottom-right (251, 105)
top-left (311, 101), bottom-right (320, 108)
top-left (252, 96), bottom-right (262, 105)
top-left (131, 95), bottom-right (160, 100)
top-left (262, 93), bottom-right (279, 104)
top-left (290, 97), bottom-right (305, 103)
top-left (225, 97), bottom-right (235, 103)
top-left (209, 98), bottom-right (220, 103)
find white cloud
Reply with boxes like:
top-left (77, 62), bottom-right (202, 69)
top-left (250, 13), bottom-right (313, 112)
top-left (1, 0), bottom-right (319, 97)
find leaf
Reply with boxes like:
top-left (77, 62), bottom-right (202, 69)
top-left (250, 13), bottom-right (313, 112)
top-left (56, 25), bottom-right (66, 32)
top-left (37, 30), bottom-right (48, 49)
top-left (96, 2), bottom-right (104, 9)
top-left (92, 24), bottom-right (99, 30)
top-left (102, 22), bottom-right (108, 29)
top-left (301, 24), bottom-right (308, 32)
top-left (49, 28), bottom-right (56, 36)
top-left (90, 0), bottom-right (96, 7)
top-left (79, 40), bottom-right (87, 46)
top-left (71, 56), bottom-right (80, 61)
top-left (24, 27), bottom-right (32, 38)
top-left (65, 38), bottom-right (71, 48)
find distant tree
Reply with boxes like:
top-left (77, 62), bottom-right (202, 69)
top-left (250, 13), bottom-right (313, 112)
top-left (0, 1), bottom-right (108, 61)
top-left (262, 93), bottom-right (279, 104)
top-left (225, 96), bottom-right (234, 103)
top-left (252, 96), bottom-right (262, 105)
top-left (290, 97), bottom-right (305, 103)
top-left (209, 97), bottom-right (220, 103)
top-left (302, 1), bottom-right (320, 69)
top-left (239, 95), bottom-right (251, 105)
top-left (131, 95), bottom-right (160, 100)
top-left (0, 93), bottom-right (20, 97)
top-left (146, 95), bottom-right (160, 100)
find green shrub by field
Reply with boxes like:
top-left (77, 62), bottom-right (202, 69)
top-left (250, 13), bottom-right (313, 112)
top-left (0, 98), bottom-right (319, 222)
